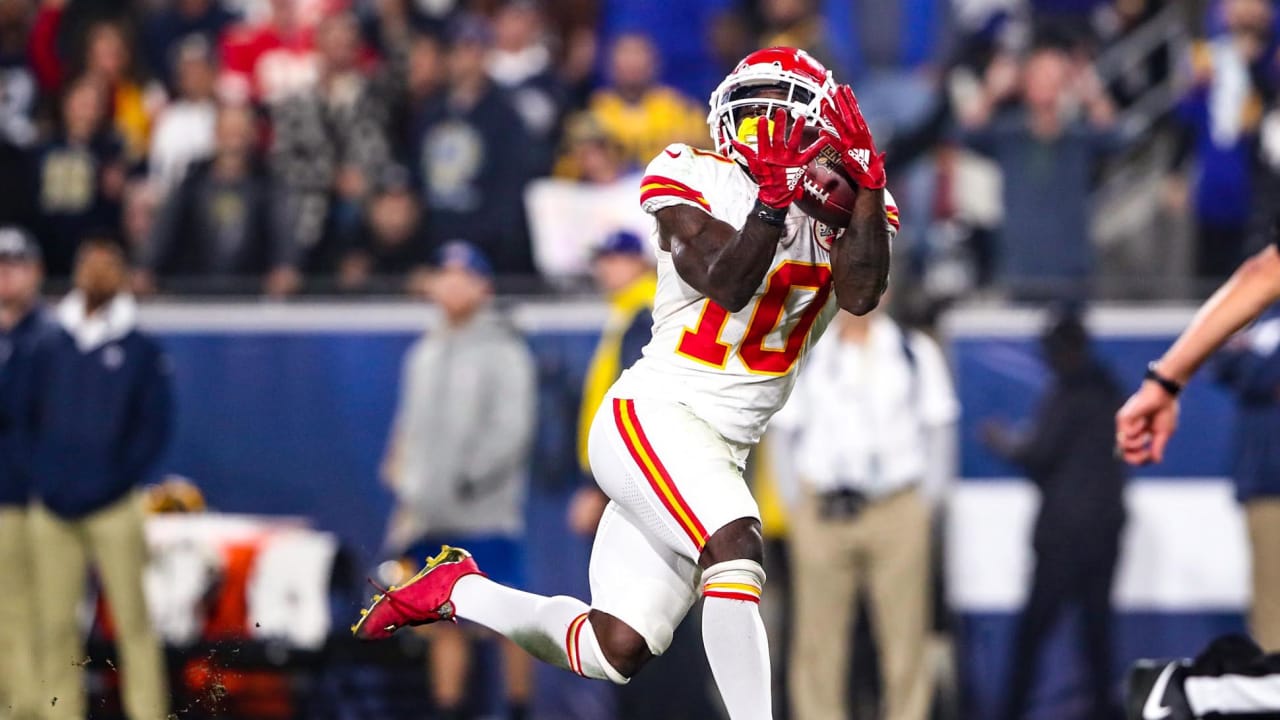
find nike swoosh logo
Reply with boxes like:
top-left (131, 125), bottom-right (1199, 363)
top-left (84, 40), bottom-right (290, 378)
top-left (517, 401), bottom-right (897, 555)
top-left (665, 149), bottom-right (681, 158)
top-left (1142, 662), bottom-right (1178, 720)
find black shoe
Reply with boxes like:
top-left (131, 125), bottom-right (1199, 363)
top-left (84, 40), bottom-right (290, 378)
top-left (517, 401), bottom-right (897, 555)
top-left (1126, 659), bottom-right (1194, 720)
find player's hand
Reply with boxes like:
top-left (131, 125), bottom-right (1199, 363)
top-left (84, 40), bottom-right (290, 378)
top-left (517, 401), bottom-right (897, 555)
top-left (820, 85), bottom-right (886, 190)
top-left (1115, 381), bottom-right (1181, 465)
top-left (730, 108), bottom-right (827, 209)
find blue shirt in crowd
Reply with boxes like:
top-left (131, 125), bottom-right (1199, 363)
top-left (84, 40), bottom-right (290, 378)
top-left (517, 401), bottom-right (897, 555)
top-left (964, 110), bottom-right (1120, 300)
top-left (1179, 84), bottom-right (1257, 231)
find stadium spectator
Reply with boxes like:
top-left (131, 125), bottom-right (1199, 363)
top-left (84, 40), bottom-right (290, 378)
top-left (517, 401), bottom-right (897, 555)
top-left (393, 31), bottom-right (447, 155)
top-left (23, 239), bottom-right (172, 720)
top-left (78, 20), bottom-right (157, 162)
top-left (0, 0), bottom-right (37, 148)
top-left (1212, 305), bottom-right (1280, 650)
top-left (487, 0), bottom-right (566, 176)
top-left (594, 1), bottom-right (735, 101)
top-left (27, 0), bottom-right (62, 95)
top-left (821, 0), bottom-right (953, 141)
top-left (359, 0), bottom-right (416, 153)
top-left (557, 17), bottom-right (598, 111)
top-left (33, 76), bottom-right (127, 278)
top-left (140, 104), bottom-right (292, 296)
top-left (587, 33), bottom-right (704, 170)
top-left (217, 0), bottom-right (318, 104)
top-left (981, 311), bottom-right (1127, 720)
top-left (0, 136), bottom-right (36, 233)
top-left (0, 228), bottom-right (52, 720)
top-left (553, 111), bottom-right (628, 182)
top-left (959, 46), bottom-right (1119, 301)
top-left (121, 179), bottom-right (157, 263)
top-left (26, 0), bottom-right (136, 98)
top-left (141, 0), bottom-right (239, 92)
top-left (414, 17), bottom-right (538, 278)
top-left (898, 139), bottom-right (1003, 306)
top-left (270, 11), bottom-right (392, 275)
top-left (147, 35), bottom-right (219, 198)
top-left (1169, 0), bottom-right (1274, 281)
top-left (362, 0), bottom-right (416, 63)
top-left (336, 165), bottom-right (429, 293)
top-left (527, 112), bottom-right (651, 278)
top-left (758, 0), bottom-right (840, 75)
top-left (380, 241), bottom-right (535, 720)
top-left (1031, 0), bottom-right (1112, 41)
top-left (773, 307), bottom-right (959, 720)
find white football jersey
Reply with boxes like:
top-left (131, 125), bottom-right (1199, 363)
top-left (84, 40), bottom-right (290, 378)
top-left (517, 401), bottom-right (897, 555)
top-left (612, 143), bottom-right (899, 446)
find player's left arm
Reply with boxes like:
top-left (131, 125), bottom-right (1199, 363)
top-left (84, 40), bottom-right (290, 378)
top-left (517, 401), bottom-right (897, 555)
top-left (823, 85), bottom-right (891, 315)
top-left (830, 187), bottom-right (891, 315)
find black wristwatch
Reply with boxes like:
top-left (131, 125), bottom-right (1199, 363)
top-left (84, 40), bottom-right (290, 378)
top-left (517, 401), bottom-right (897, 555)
top-left (1144, 361), bottom-right (1183, 397)
top-left (753, 200), bottom-right (788, 227)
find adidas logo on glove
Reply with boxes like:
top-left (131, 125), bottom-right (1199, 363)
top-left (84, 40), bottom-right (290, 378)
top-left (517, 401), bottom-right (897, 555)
top-left (845, 147), bottom-right (872, 172)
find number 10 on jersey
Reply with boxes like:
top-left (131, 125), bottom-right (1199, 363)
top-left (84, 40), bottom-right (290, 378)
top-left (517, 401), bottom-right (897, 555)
top-left (676, 261), bottom-right (833, 376)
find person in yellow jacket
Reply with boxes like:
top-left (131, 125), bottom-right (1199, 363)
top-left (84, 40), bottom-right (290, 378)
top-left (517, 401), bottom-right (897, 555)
top-left (588, 34), bottom-right (706, 171)
top-left (568, 230), bottom-right (656, 534)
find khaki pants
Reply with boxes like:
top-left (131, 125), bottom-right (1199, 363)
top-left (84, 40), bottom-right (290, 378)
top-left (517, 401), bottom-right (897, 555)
top-left (0, 506), bottom-right (40, 719)
top-left (1248, 498), bottom-right (1280, 652)
top-left (29, 494), bottom-right (169, 720)
top-left (789, 487), bottom-right (933, 720)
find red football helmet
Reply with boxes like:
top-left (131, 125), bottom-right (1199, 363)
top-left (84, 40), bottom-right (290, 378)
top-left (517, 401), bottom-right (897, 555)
top-left (708, 47), bottom-right (837, 163)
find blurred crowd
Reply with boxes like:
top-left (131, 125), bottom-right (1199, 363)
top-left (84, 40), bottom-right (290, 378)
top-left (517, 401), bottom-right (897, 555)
top-left (0, 0), bottom-right (1270, 305)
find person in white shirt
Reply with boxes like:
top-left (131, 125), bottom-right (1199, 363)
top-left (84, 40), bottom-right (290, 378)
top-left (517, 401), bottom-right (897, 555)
top-left (147, 36), bottom-right (218, 198)
top-left (771, 307), bottom-right (959, 720)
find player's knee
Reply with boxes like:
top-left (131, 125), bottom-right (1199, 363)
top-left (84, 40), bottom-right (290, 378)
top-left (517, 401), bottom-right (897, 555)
top-left (699, 517), bottom-right (764, 569)
top-left (587, 609), bottom-right (654, 680)
top-left (700, 556), bottom-right (767, 604)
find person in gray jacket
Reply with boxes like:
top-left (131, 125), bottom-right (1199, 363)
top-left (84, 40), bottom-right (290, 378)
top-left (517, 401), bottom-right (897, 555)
top-left (380, 240), bottom-right (536, 720)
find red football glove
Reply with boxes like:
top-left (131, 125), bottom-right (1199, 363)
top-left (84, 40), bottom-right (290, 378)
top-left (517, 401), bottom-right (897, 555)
top-left (821, 85), bottom-right (886, 190)
top-left (730, 108), bottom-right (828, 209)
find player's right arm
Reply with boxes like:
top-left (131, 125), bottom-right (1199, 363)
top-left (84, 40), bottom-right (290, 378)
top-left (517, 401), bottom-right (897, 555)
top-left (648, 109), bottom-right (825, 312)
top-left (656, 205), bottom-right (781, 313)
top-left (1117, 242), bottom-right (1280, 464)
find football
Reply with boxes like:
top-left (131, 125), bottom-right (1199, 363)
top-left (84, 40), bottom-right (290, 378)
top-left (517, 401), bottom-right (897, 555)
top-left (796, 142), bottom-right (857, 229)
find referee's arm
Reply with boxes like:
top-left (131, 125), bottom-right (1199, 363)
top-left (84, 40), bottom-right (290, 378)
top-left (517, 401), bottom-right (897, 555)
top-left (1156, 243), bottom-right (1280, 385)
top-left (1118, 242), bottom-right (1280, 465)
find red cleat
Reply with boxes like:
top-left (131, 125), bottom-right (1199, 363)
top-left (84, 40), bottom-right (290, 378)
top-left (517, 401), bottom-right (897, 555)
top-left (351, 546), bottom-right (482, 640)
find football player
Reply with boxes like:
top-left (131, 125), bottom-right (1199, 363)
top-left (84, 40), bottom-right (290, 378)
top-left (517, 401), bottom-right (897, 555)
top-left (352, 48), bottom-right (899, 719)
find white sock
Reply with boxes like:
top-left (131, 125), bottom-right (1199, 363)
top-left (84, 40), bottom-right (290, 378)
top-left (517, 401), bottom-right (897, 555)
top-left (701, 560), bottom-right (773, 720)
top-left (450, 574), bottom-right (629, 684)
